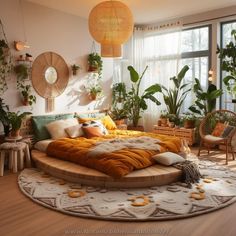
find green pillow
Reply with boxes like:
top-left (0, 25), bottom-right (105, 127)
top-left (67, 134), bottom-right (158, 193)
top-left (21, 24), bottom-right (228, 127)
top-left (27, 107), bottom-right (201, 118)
top-left (32, 113), bottom-right (74, 141)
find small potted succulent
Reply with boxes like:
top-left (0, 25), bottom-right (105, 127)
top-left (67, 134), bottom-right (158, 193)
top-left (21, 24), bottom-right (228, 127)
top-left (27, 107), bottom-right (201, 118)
top-left (159, 110), bottom-right (169, 127)
top-left (71, 64), bottom-right (81, 76)
top-left (19, 84), bottom-right (36, 106)
top-left (87, 84), bottom-right (102, 100)
top-left (167, 114), bottom-right (178, 128)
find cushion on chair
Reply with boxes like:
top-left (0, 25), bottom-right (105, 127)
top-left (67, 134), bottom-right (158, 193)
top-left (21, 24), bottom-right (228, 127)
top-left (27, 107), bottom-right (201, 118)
top-left (204, 135), bottom-right (224, 142)
top-left (221, 126), bottom-right (235, 138)
top-left (211, 122), bottom-right (227, 137)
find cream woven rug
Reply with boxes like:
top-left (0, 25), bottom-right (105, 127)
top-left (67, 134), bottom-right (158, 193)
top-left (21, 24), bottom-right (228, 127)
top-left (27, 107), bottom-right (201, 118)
top-left (18, 161), bottom-right (236, 221)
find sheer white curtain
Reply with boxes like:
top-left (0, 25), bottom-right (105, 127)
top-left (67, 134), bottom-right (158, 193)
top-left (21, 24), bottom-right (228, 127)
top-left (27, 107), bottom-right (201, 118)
top-left (114, 21), bottom-right (182, 131)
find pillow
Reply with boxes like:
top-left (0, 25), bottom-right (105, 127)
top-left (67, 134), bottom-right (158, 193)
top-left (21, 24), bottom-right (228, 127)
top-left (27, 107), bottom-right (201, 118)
top-left (221, 126), bottom-right (235, 138)
top-left (46, 118), bottom-right (78, 139)
top-left (34, 139), bottom-right (53, 152)
top-left (32, 113), bottom-right (74, 141)
top-left (82, 120), bottom-right (108, 135)
top-left (152, 152), bottom-right (185, 166)
top-left (100, 115), bottom-right (117, 130)
top-left (65, 124), bottom-right (84, 138)
top-left (212, 122), bottom-right (227, 137)
top-left (82, 126), bottom-right (104, 138)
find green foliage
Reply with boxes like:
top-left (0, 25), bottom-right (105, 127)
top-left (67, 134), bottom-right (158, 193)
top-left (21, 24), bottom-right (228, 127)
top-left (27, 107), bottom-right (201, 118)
top-left (8, 111), bottom-right (31, 131)
top-left (0, 98), bottom-right (9, 126)
top-left (0, 39), bottom-right (12, 94)
top-left (157, 65), bottom-right (190, 117)
top-left (109, 107), bottom-right (128, 120)
top-left (125, 66), bottom-right (161, 127)
top-left (14, 64), bottom-right (29, 88)
top-left (88, 53), bottom-right (103, 76)
top-left (71, 64), bottom-right (80, 70)
top-left (19, 84), bottom-right (36, 106)
top-left (189, 79), bottom-right (223, 116)
top-left (112, 82), bottom-right (126, 104)
top-left (217, 29), bottom-right (236, 96)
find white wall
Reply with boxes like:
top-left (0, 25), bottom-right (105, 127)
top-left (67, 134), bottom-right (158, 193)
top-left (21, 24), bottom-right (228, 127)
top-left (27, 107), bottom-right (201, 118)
top-left (0, 0), bottom-right (113, 119)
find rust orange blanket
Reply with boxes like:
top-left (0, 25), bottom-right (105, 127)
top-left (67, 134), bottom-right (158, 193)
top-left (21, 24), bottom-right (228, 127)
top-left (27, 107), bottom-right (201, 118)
top-left (46, 130), bottom-right (181, 178)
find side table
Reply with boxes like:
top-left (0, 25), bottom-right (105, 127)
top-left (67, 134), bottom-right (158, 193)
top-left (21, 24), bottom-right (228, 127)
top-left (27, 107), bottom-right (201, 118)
top-left (0, 142), bottom-right (31, 176)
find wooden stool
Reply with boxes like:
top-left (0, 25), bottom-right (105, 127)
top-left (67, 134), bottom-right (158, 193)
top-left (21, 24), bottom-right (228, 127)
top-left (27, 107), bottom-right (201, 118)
top-left (0, 142), bottom-right (31, 176)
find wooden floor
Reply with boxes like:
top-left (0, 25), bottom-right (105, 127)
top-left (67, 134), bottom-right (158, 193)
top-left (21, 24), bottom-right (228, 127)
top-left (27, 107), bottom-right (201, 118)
top-left (1, 148), bottom-right (236, 236)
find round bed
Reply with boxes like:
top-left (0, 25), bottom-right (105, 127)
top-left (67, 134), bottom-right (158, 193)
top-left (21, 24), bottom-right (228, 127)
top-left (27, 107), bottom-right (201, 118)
top-left (31, 149), bottom-right (182, 188)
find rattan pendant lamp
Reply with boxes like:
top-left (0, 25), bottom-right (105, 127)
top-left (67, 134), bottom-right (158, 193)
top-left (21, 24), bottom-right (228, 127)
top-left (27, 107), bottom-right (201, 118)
top-left (88, 0), bottom-right (134, 57)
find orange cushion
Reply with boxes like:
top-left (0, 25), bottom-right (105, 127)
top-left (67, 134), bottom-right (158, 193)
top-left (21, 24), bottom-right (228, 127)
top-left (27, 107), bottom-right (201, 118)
top-left (212, 122), bottom-right (227, 137)
top-left (82, 126), bottom-right (104, 138)
top-left (79, 115), bottom-right (117, 130)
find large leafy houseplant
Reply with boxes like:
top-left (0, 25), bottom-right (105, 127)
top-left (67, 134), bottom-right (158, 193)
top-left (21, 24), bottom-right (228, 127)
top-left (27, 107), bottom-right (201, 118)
top-left (157, 65), bottom-right (191, 117)
top-left (189, 79), bottom-right (223, 116)
top-left (217, 29), bottom-right (236, 102)
top-left (125, 66), bottom-right (161, 127)
top-left (8, 111), bottom-right (31, 137)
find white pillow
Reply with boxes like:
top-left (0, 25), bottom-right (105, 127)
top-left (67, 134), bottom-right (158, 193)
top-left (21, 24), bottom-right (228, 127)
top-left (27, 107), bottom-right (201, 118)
top-left (34, 139), bottom-right (53, 152)
top-left (152, 152), bottom-right (185, 166)
top-left (46, 118), bottom-right (78, 139)
top-left (65, 124), bottom-right (84, 138)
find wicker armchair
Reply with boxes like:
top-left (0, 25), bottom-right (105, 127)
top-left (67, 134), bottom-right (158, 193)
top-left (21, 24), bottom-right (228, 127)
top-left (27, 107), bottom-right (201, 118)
top-left (198, 110), bottom-right (236, 164)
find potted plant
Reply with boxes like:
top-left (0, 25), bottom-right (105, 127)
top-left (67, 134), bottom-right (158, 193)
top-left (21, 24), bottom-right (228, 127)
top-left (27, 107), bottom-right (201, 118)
top-left (8, 111), bottom-right (31, 137)
top-left (19, 84), bottom-right (36, 106)
top-left (87, 83), bottom-right (102, 100)
top-left (167, 113), bottom-right (178, 128)
top-left (0, 39), bottom-right (12, 94)
top-left (112, 82), bottom-right (126, 103)
top-left (14, 63), bottom-right (29, 88)
top-left (71, 64), bottom-right (81, 76)
top-left (182, 113), bottom-right (196, 129)
top-left (124, 66), bottom-right (161, 130)
top-left (189, 79), bottom-right (223, 116)
top-left (217, 29), bottom-right (236, 103)
top-left (156, 65), bottom-right (191, 118)
top-left (109, 107), bottom-right (128, 125)
top-left (0, 98), bottom-right (10, 136)
top-left (159, 110), bottom-right (169, 127)
top-left (88, 53), bottom-right (103, 74)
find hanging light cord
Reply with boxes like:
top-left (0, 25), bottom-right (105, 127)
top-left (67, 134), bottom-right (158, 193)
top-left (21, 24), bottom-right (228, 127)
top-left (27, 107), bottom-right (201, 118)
top-left (19, 0), bottom-right (27, 43)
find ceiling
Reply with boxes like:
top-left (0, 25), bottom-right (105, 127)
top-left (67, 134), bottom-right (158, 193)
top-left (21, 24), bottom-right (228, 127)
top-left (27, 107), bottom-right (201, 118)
top-left (27, 0), bottom-right (236, 24)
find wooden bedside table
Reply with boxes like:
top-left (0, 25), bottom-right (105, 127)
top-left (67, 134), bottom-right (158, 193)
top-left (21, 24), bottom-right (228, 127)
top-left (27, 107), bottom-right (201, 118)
top-left (153, 125), bottom-right (196, 146)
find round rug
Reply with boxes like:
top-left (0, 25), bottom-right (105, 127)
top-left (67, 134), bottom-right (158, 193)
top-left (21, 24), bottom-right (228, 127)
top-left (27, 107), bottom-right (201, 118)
top-left (18, 161), bottom-right (236, 221)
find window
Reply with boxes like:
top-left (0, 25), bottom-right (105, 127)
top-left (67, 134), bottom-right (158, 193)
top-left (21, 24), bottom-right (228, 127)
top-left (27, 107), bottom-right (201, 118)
top-left (220, 21), bottom-right (236, 111)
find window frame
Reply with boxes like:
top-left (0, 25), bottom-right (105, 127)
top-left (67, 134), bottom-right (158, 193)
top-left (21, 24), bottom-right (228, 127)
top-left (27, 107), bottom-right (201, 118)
top-left (219, 19), bottom-right (236, 108)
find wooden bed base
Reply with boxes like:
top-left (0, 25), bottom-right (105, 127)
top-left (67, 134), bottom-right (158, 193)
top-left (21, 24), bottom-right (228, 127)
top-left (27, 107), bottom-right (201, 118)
top-left (31, 150), bottom-right (182, 188)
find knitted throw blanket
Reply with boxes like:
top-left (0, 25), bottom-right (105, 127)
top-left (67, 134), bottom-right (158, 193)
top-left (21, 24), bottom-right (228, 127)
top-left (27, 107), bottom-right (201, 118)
top-left (173, 161), bottom-right (202, 188)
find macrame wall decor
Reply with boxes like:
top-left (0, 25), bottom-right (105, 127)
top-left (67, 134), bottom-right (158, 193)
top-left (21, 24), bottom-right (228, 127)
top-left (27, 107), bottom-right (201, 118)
top-left (31, 52), bottom-right (69, 112)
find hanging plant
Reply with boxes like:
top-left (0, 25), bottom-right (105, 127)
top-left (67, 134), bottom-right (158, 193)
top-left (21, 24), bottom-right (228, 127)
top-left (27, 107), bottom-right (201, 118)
top-left (19, 83), bottom-right (36, 106)
top-left (71, 64), bottom-right (81, 76)
top-left (14, 63), bottom-right (30, 88)
top-left (0, 37), bottom-right (13, 94)
top-left (87, 52), bottom-right (103, 77)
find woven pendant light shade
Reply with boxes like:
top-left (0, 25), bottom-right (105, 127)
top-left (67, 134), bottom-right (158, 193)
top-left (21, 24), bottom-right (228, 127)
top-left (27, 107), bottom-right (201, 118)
top-left (88, 1), bottom-right (133, 57)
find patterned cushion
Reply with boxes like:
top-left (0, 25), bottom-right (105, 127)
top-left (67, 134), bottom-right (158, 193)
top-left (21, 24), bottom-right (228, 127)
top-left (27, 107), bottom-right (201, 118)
top-left (82, 120), bottom-right (108, 135)
top-left (82, 126), bottom-right (104, 138)
top-left (211, 122), bottom-right (227, 137)
top-left (221, 126), bottom-right (235, 138)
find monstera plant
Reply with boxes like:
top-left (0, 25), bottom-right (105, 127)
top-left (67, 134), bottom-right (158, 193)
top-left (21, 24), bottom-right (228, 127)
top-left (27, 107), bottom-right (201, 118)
top-left (125, 66), bottom-right (161, 127)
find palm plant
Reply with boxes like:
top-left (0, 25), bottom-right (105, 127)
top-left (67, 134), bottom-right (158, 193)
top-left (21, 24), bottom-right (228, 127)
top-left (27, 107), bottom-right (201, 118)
top-left (125, 66), bottom-right (161, 127)
top-left (157, 65), bottom-right (190, 117)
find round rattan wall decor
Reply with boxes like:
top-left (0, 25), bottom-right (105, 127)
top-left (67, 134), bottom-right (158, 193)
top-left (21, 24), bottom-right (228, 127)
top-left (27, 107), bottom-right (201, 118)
top-left (31, 52), bottom-right (69, 112)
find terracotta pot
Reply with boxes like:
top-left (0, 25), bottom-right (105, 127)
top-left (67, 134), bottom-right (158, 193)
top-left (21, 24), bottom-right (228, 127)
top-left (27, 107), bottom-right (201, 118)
top-left (160, 118), bottom-right (168, 127)
top-left (184, 120), bottom-right (195, 129)
top-left (88, 65), bottom-right (98, 72)
top-left (157, 119), bottom-right (162, 126)
top-left (127, 125), bottom-right (144, 132)
top-left (72, 69), bottom-right (78, 76)
top-left (22, 97), bottom-right (29, 106)
top-left (10, 129), bottom-right (21, 138)
top-left (115, 119), bottom-right (125, 125)
top-left (89, 93), bottom-right (97, 100)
